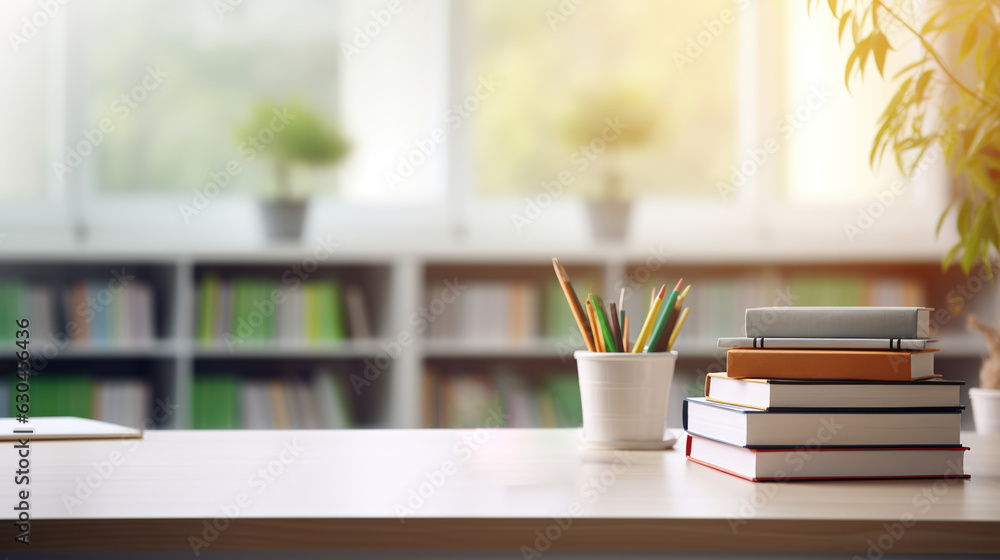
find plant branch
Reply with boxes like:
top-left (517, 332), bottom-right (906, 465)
top-left (874, 0), bottom-right (997, 109)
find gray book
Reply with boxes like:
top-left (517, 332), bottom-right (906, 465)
top-left (718, 337), bottom-right (938, 351)
top-left (745, 307), bottom-right (932, 339)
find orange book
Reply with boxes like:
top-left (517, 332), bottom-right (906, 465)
top-left (725, 349), bottom-right (937, 381)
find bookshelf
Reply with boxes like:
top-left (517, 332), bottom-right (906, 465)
top-left (0, 244), bottom-right (992, 429)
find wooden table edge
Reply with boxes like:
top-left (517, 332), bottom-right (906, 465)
top-left (20, 517), bottom-right (1000, 553)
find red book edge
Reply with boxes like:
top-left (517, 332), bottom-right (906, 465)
top-left (684, 434), bottom-right (971, 482)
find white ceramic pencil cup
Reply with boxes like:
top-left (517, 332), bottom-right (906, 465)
top-left (574, 350), bottom-right (677, 450)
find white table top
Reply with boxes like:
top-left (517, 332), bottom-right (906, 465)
top-left (3, 429), bottom-right (998, 552)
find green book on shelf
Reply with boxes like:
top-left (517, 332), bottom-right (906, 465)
top-left (790, 276), bottom-right (865, 307)
top-left (61, 376), bottom-right (94, 419)
top-left (22, 375), bottom-right (93, 418)
top-left (230, 281), bottom-right (245, 342)
top-left (305, 282), bottom-right (320, 341)
top-left (192, 375), bottom-right (240, 429)
top-left (0, 281), bottom-right (25, 341)
top-left (259, 280), bottom-right (276, 341)
top-left (198, 276), bottom-right (220, 342)
top-left (546, 376), bottom-right (583, 427)
top-left (215, 375), bottom-right (240, 428)
top-left (30, 375), bottom-right (57, 417)
top-left (326, 280), bottom-right (346, 341)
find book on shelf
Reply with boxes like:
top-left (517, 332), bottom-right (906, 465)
top-left (744, 306), bottom-right (932, 339)
top-left (725, 348), bottom-right (936, 381)
top-left (197, 276), bottom-right (366, 344)
top-left (192, 370), bottom-right (354, 429)
top-left (0, 280), bottom-right (154, 344)
top-left (434, 368), bottom-right (582, 428)
top-left (683, 397), bottom-right (962, 448)
top-left (544, 277), bottom-right (598, 339)
top-left (6, 375), bottom-right (151, 428)
top-left (685, 435), bottom-right (969, 481)
top-left (704, 374), bottom-right (964, 410)
top-left (717, 337), bottom-right (938, 351)
top-left (428, 281), bottom-right (540, 342)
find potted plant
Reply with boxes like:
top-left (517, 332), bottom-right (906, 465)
top-left (815, 0), bottom-right (1000, 273)
top-left (560, 85), bottom-right (658, 242)
top-left (237, 99), bottom-right (349, 241)
top-left (966, 315), bottom-right (1000, 434)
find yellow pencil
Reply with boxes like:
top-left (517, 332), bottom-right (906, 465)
top-left (631, 284), bottom-right (665, 353)
top-left (676, 284), bottom-right (691, 307)
top-left (666, 307), bottom-right (690, 351)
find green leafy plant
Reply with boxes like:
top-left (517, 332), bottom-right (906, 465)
top-left (560, 84), bottom-right (659, 200)
top-left (812, 0), bottom-right (1000, 273)
top-left (237, 99), bottom-right (350, 200)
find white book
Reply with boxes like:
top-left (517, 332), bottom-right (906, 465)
top-left (718, 337), bottom-right (938, 351)
top-left (687, 435), bottom-right (968, 481)
top-left (705, 374), bottom-right (963, 410)
top-left (27, 285), bottom-right (55, 343)
top-left (241, 381), bottom-right (273, 429)
top-left (344, 285), bottom-right (371, 339)
top-left (0, 417), bottom-right (142, 441)
top-left (314, 369), bottom-right (345, 429)
top-left (295, 378), bottom-right (322, 429)
top-left (285, 378), bottom-right (310, 429)
top-left (683, 397), bottom-right (962, 447)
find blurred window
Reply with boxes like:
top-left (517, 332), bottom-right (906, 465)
top-left (470, 0), bottom-right (740, 199)
top-left (72, 0), bottom-right (341, 197)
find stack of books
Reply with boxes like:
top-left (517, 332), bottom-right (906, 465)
top-left (685, 306), bottom-right (969, 481)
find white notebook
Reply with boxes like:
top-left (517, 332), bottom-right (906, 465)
top-left (0, 417), bottom-right (143, 441)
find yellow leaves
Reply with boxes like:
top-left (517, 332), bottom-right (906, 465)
top-left (960, 18), bottom-right (979, 62)
top-left (873, 33), bottom-right (890, 77)
top-left (915, 70), bottom-right (933, 105)
top-left (839, 9), bottom-right (853, 43)
top-left (821, 0), bottom-right (1000, 275)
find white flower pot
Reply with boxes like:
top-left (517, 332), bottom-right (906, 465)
top-left (969, 387), bottom-right (1000, 435)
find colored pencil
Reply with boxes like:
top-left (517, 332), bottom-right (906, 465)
top-left (609, 302), bottom-right (623, 352)
top-left (618, 288), bottom-right (625, 317)
top-left (623, 315), bottom-right (630, 352)
top-left (585, 298), bottom-right (603, 352)
top-left (644, 279), bottom-right (683, 352)
top-left (552, 258), bottom-right (595, 352)
top-left (590, 294), bottom-right (618, 353)
top-left (653, 284), bottom-right (691, 352)
top-left (619, 308), bottom-right (626, 347)
top-left (666, 307), bottom-right (690, 351)
top-left (632, 284), bottom-right (665, 353)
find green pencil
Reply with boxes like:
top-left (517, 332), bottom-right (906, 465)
top-left (643, 278), bottom-right (683, 352)
top-left (589, 294), bottom-right (618, 352)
